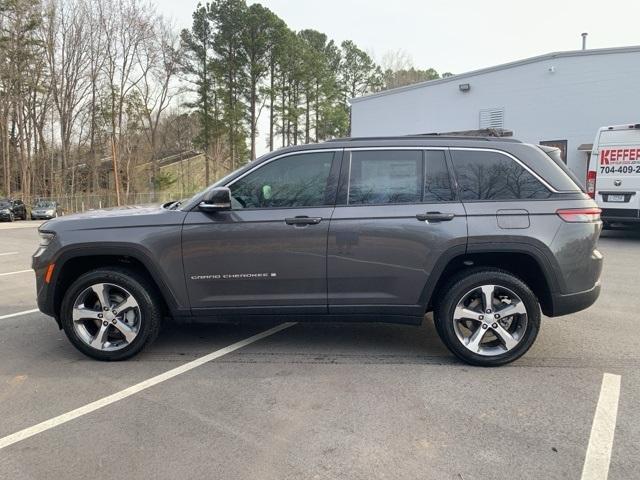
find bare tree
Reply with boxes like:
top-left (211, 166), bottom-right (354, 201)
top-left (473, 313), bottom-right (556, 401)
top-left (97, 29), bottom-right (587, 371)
top-left (136, 16), bottom-right (183, 195)
top-left (99, 0), bottom-right (153, 205)
top-left (43, 0), bottom-right (91, 196)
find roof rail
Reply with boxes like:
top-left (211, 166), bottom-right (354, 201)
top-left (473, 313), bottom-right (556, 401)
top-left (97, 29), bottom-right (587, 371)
top-left (326, 134), bottom-right (521, 143)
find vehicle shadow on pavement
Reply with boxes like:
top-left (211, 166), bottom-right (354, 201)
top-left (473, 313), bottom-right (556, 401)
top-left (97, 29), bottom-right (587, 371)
top-left (145, 317), bottom-right (457, 366)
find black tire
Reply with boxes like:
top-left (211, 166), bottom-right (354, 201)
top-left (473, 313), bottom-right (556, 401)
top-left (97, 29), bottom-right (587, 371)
top-left (433, 268), bottom-right (541, 367)
top-left (8, 212), bottom-right (14, 222)
top-left (60, 268), bottom-right (162, 361)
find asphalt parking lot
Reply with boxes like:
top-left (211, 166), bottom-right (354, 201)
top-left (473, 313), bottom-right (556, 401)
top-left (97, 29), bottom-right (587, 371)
top-left (0, 220), bottom-right (638, 479)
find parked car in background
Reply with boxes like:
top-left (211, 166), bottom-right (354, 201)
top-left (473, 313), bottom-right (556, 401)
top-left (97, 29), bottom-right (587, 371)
top-left (0, 198), bottom-right (27, 222)
top-left (31, 201), bottom-right (62, 220)
top-left (587, 123), bottom-right (640, 227)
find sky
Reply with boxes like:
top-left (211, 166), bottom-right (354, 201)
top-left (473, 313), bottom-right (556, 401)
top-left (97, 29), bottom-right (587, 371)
top-left (156, 0), bottom-right (640, 75)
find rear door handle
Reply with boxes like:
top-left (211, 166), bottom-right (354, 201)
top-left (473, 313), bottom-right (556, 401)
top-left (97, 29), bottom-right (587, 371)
top-left (416, 212), bottom-right (455, 222)
top-left (285, 216), bottom-right (323, 226)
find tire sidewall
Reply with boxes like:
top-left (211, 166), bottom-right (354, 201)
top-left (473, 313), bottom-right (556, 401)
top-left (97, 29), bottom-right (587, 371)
top-left (60, 269), bottom-right (160, 361)
top-left (435, 270), bottom-right (541, 367)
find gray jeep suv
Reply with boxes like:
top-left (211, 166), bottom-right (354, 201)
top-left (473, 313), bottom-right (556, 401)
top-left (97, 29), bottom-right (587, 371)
top-left (32, 136), bottom-right (603, 366)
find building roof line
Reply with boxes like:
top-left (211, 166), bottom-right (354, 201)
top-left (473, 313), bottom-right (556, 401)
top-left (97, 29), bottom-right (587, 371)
top-left (350, 45), bottom-right (640, 104)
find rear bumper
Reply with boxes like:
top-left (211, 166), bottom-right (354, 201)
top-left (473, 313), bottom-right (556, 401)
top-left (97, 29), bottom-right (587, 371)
top-left (549, 281), bottom-right (601, 317)
top-left (602, 208), bottom-right (640, 223)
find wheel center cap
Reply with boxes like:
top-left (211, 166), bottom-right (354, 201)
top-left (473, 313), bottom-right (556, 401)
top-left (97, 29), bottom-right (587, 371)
top-left (104, 311), bottom-right (115, 322)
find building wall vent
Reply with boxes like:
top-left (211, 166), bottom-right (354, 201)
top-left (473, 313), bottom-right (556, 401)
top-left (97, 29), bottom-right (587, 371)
top-left (479, 108), bottom-right (505, 129)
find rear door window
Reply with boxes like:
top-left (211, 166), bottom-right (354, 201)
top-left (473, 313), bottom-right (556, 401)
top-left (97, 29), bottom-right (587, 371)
top-left (347, 150), bottom-right (454, 205)
top-left (451, 150), bottom-right (552, 200)
top-left (424, 150), bottom-right (454, 202)
top-left (348, 150), bottom-right (423, 205)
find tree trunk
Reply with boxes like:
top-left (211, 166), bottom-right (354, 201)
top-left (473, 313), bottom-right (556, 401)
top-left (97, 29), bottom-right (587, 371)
top-left (305, 95), bottom-right (310, 144)
top-left (250, 78), bottom-right (257, 160)
top-left (269, 61), bottom-right (275, 152)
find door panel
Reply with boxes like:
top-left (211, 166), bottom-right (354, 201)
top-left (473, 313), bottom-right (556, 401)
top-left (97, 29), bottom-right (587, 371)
top-left (182, 150), bottom-right (340, 314)
top-left (183, 207), bottom-right (333, 312)
top-left (327, 148), bottom-right (467, 314)
top-left (327, 203), bottom-right (467, 313)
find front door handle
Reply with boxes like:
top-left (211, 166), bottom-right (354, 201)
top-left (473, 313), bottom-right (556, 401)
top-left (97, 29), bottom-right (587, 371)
top-left (285, 216), bottom-right (323, 226)
top-left (416, 212), bottom-right (455, 222)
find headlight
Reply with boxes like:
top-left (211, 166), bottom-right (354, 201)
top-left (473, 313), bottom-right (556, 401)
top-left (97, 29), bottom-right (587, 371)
top-left (39, 231), bottom-right (55, 247)
top-left (46, 210), bottom-right (55, 215)
top-left (1, 209), bottom-right (9, 214)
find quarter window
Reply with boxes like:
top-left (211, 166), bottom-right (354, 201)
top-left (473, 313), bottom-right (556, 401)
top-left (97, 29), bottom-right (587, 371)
top-left (229, 152), bottom-right (335, 209)
top-left (451, 150), bottom-right (551, 200)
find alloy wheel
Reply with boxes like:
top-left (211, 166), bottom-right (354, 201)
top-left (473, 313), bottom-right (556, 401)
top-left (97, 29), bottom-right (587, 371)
top-left (72, 283), bottom-right (142, 351)
top-left (452, 284), bottom-right (528, 356)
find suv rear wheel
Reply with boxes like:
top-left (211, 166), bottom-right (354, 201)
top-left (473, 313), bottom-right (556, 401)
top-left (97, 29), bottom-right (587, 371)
top-left (434, 268), bottom-right (540, 366)
top-left (60, 268), bottom-right (162, 361)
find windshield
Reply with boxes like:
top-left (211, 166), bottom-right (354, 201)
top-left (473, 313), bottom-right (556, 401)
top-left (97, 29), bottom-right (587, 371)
top-left (35, 201), bottom-right (55, 208)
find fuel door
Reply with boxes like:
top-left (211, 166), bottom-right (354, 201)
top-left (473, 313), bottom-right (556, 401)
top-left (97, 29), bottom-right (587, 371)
top-left (496, 209), bottom-right (530, 229)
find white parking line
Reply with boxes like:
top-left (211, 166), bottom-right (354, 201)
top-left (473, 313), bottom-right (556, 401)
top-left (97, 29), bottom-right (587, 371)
top-left (0, 252), bottom-right (18, 257)
top-left (581, 373), bottom-right (621, 480)
top-left (0, 321), bottom-right (296, 450)
top-left (0, 221), bottom-right (42, 230)
top-left (0, 269), bottom-right (32, 277)
top-left (0, 308), bottom-right (40, 320)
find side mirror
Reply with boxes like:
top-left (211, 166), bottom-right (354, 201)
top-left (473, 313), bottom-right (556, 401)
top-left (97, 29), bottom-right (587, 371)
top-left (199, 187), bottom-right (232, 212)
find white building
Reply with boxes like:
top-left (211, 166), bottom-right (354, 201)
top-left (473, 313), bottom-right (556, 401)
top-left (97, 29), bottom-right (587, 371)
top-left (350, 46), bottom-right (640, 181)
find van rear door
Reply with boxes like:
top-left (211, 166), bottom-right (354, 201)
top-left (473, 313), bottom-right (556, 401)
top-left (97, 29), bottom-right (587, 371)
top-left (589, 125), bottom-right (640, 224)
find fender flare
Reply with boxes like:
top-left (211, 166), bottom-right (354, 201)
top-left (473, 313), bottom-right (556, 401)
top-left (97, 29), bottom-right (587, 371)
top-left (419, 240), bottom-right (562, 310)
top-left (49, 243), bottom-right (184, 317)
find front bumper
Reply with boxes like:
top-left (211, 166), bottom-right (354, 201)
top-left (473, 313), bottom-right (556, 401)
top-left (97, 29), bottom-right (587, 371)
top-left (0, 212), bottom-right (12, 220)
top-left (32, 244), bottom-right (59, 324)
top-left (550, 281), bottom-right (601, 317)
top-left (32, 215), bottom-right (54, 220)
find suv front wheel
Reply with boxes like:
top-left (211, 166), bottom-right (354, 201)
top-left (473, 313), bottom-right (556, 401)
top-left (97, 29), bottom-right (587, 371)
top-left (434, 268), bottom-right (540, 367)
top-left (60, 268), bottom-right (162, 361)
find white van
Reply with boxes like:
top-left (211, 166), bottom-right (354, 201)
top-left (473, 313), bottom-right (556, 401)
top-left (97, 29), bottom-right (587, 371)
top-left (587, 123), bottom-right (640, 226)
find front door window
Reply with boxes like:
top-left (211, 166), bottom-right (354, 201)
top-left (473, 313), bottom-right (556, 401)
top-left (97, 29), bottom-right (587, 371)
top-left (230, 152), bottom-right (335, 209)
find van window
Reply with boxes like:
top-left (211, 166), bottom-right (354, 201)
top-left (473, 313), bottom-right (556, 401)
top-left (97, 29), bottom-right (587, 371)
top-left (452, 150), bottom-right (551, 201)
top-left (348, 150), bottom-right (422, 205)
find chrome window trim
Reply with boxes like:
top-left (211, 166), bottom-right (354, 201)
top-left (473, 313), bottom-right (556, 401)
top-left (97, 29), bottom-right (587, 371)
top-left (224, 149), bottom-right (342, 188)
top-left (345, 146), bottom-right (447, 151)
top-left (346, 151), bottom-right (353, 203)
top-left (224, 146), bottom-right (559, 202)
top-left (450, 147), bottom-right (560, 193)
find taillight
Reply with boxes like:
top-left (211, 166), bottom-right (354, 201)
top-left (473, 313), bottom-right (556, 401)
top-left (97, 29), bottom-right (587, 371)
top-left (586, 170), bottom-right (597, 198)
top-left (556, 208), bottom-right (601, 223)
